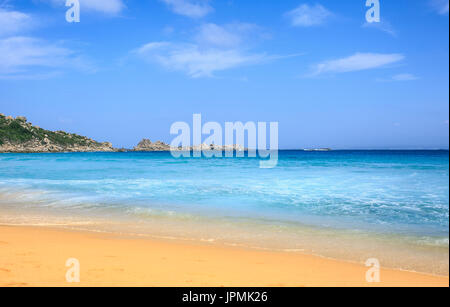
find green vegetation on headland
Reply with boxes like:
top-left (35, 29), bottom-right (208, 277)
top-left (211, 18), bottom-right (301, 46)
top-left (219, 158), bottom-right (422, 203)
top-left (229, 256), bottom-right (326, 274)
top-left (0, 114), bottom-right (114, 153)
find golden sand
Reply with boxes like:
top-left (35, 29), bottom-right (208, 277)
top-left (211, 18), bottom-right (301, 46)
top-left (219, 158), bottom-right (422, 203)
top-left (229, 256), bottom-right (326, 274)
top-left (0, 225), bottom-right (448, 287)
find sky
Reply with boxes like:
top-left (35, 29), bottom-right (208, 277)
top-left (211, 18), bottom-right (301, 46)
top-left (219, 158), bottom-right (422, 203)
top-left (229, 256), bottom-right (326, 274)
top-left (0, 0), bottom-right (449, 149)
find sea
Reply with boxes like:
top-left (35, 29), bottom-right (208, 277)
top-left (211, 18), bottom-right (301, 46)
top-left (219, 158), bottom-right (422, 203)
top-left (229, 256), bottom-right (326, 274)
top-left (0, 150), bottom-right (448, 275)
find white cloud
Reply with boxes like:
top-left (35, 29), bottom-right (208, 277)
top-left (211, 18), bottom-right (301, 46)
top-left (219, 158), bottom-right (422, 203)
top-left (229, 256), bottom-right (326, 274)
top-left (132, 22), bottom-right (286, 78)
top-left (430, 0), bottom-right (449, 15)
top-left (47, 0), bottom-right (125, 15)
top-left (0, 36), bottom-right (94, 79)
top-left (285, 4), bottom-right (332, 27)
top-left (134, 42), bottom-right (268, 78)
top-left (0, 8), bottom-right (32, 37)
top-left (195, 23), bottom-right (260, 48)
top-left (362, 20), bottom-right (397, 37)
top-left (196, 23), bottom-right (242, 47)
top-left (132, 22), bottom-right (296, 78)
top-left (161, 0), bottom-right (213, 18)
top-left (309, 53), bottom-right (405, 76)
top-left (0, 5), bottom-right (94, 79)
top-left (376, 73), bottom-right (419, 82)
top-left (391, 73), bottom-right (419, 81)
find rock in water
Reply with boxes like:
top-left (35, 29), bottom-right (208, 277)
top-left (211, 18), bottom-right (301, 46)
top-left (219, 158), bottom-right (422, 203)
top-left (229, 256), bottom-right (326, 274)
top-left (133, 139), bottom-right (170, 151)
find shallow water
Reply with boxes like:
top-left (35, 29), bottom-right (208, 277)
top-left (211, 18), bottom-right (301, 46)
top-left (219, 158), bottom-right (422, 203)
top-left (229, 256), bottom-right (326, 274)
top-left (0, 151), bottom-right (448, 275)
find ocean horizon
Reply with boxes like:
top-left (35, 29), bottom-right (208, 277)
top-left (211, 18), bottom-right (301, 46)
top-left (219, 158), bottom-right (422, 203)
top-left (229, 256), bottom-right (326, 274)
top-left (0, 150), bottom-right (448, 276)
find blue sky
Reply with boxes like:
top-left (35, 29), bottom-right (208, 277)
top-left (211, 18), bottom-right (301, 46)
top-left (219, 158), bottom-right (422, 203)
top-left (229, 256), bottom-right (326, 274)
top-left (0, 0), bottom-right (448, 149)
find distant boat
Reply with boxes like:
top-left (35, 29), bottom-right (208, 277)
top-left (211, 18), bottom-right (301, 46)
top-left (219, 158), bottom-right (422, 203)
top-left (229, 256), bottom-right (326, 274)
top-left (303, 148), bottom-right (332, 152)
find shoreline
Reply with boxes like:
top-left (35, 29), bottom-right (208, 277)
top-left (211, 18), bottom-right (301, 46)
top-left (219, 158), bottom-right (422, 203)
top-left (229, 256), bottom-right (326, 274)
top-left (0, 195), bottom-right (448, 278)
top-left (0, 225), bottom-right (448, 287)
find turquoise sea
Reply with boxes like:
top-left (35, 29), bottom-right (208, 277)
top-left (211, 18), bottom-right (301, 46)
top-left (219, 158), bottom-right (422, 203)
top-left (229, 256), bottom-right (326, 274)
top-left (0, 150), bottom-right (448, 275)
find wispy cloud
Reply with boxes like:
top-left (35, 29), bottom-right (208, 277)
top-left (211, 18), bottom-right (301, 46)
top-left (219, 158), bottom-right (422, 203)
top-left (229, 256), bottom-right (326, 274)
top-left (0, 8), bottom-right (33, 37)
top-left (377, 73), bottom-right (420, 82)
top-left (391, 73), bottom-right (419, 81)
top-left (285, 4), bottom-right (332, 27)
top-left (362, 20), bottom-right (397, 37)
top-left (309, 53), bottom-right (405, 76)
top-left (160, 0), bottom-right (213, 18)
top-left (133, 42), bottom-right (269, 78)
top-left (0, 5), bottom-right (96, 79)
top-left (194, 23), bottom-right (261, 48)
top-left (46, 0), bottom-right (125, 15)
top-left (430, 0), bottom-right (449, 15)
top-left (132, 23), bottom-right (295, 78)
top-left (0, 36), bottom-right (94, 79)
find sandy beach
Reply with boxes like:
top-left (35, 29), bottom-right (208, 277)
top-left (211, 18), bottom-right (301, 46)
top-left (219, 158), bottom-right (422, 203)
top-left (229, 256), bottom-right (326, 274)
top-left (0, 225), bottom-right (447, 287)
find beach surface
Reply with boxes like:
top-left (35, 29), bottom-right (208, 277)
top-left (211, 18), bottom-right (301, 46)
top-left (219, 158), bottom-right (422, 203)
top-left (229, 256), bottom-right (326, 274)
top-left (0, 225), bottom-right (447, 287)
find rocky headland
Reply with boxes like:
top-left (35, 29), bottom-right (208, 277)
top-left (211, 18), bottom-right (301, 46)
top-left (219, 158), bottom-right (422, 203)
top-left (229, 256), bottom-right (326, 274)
top-left (0, 114), bottom-right (115, 153)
